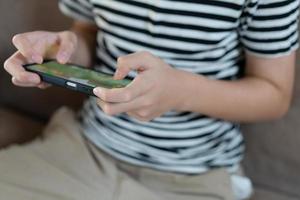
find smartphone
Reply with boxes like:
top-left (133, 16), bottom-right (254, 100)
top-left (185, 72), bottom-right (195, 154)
top-left (24, 60), bottom-right (131, 96)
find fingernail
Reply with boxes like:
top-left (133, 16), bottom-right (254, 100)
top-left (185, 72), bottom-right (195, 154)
top-left (93, 88), bottom-right (102, 96)
top-left (32, 54), bottom-right (42, 64)
top-left (58, 52), bottom-right (69, 63)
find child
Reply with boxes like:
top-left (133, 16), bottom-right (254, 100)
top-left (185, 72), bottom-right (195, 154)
top-left (2, 0), bottom-right (299, 199)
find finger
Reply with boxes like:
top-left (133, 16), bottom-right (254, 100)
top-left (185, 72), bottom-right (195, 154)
top-left (93, 76), bottom-right (152, 103)
top-left (35, 36), bottom-right (58, 60)
top-left (97, 96), bottom-right (150, 116)
top-left (37, 83), bottom-right (51, 89)
top-left (96, 98), bottom-right (105, 111)
top-left (12, 77), bottom-right (38, 87)
top-left (12, 77), bottom-right (50, 89)
top-left (12, 34), bottom-right (43, 63)
top-left (126, 111), bottom-right (154, 122)
top-left (126, 111), bottom-right (144, 121)
top-left (56, 31), bottom-right (77, 64)
top-left (114, 51), bottom-right (153, 80)
top-left (4, 52), bottom-right (41, 84)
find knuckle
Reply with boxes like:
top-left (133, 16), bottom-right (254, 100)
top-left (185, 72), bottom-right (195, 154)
top-left (96, 99), bottom-right (103, 107)
top-left (12, 77), bottom-right (26, 87)
top-left (12, 34), bottom-right (22, 44)
top-left (60, 31), bottom-right (77, 45)
top-left (67, 32), bottom-right (78, 45)
top-left (139, 116), bottom-right (151, 122)
top-left (138, 110), bottom-right (150, 118)
top-left (100, 91), bottom-right (110, 102)
top-left (143, 99), bottom-right (153, 107)
top-left (139, 51), bottom-right (152, 58)
top-left (123, 91), bottom-right (132, 102)
top-left (11, 78), bottom-right (20, 86)
top-left (103, 105), bottom-right (113, 115)
top-left (65, 42), bottom-right (75, 52)
top-left (70, 41), bottom-right (76, 49)
top-left (96, 98), bottom-right (102, 104)
top-left (70, 31), bottom-right (77, 41)
top-left (12, 33), bottom-right (29, 46)
top-left (3, 59), bottom-right (11, 71)
top-left (117, 56), bottom-right (126, 66)
top-left (101, 103), bottom-right (108, 112)
top-left (15, 73), bottom-right (27, 82)
top-left (66, 31), bottom-right (77, 43)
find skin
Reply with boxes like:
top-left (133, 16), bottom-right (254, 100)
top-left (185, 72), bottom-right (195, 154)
top-left (96, 51), bottom-right (295, 123)
top-left (4, 21), bottom-right (97, 89)
top-left (3, 21), bottom-right (296, 123)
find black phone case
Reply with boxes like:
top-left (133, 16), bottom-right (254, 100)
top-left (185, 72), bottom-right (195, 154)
top-left (24, 63), bottom-right (96, 96)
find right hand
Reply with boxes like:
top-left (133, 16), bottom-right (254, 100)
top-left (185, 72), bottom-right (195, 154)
top-left (3, 31), bottom-right (77, 89)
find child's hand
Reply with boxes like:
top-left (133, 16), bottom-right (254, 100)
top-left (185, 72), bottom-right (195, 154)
top-left (3, 31), bottom-right (77, 89)
top-left (93, 51), bottom-right (184, 122)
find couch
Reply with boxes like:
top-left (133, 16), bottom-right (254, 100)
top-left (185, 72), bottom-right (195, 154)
top-left (1, 1), bottom-right (300, 199)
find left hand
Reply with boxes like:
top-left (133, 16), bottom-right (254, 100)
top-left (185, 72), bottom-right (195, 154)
top-left (93, 51), bottom-right (184, 122)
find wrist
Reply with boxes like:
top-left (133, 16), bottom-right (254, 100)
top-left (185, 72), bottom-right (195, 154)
top-left (169, 68), bottom-right (190, 112)
top-left (171, 69), bottom-right (207, 112)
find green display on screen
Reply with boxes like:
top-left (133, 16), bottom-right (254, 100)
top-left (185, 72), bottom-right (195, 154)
top-left (27, 61), bottom-right (131, 88)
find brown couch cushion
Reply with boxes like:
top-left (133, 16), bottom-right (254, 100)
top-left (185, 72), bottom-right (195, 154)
top-left (0, 107), bottom-right (44, 148)
top-left (251, 188), bottom-right (300, 200)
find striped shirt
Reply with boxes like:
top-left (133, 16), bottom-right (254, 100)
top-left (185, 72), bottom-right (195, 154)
top-left (59, 0), bottom-right (299, 174)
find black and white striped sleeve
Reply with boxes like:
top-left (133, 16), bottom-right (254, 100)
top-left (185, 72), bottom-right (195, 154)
top-left (240, 0), bottom-right (299, 57)
top-left (59, 0), bottom-right (95, 24)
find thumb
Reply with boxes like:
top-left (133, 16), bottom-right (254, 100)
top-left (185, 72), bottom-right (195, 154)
top-left (56, 31), bottom-right (77, 64)
top-left (12, 34), bottom-right (43, 64)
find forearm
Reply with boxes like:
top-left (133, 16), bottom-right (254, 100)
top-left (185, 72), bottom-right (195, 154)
top-left (69, 22), bottom-right (97, 67)
top-left (175, 70), bottom-right (293, 123)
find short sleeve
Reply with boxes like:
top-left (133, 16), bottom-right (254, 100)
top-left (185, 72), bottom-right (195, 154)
top-left (239, 0), bottom-right (300, 57)
top-left (59, 0), bottom-right (95, 24)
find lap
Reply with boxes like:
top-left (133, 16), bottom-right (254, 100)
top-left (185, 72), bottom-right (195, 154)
top-left (0, 107), bottom-right (235, 200)
top-left (0, 107), bottom-right (110, 200)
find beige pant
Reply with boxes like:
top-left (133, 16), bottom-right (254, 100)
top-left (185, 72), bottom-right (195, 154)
top-left (0, 108), bottom-right (235, 200)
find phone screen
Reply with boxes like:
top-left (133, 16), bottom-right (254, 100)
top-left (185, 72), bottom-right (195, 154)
top-left (26, 61), bottom-right (131, 88)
